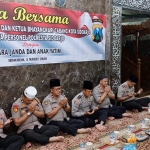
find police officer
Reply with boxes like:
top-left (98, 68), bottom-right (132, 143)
top-left (71, 80), bottom-right (108, 131)
top-left (0, 108), bottom-right (24, 150)
top-left (93, 75), bottom-right (132, 119)
top-left (11, 86), bottom-right (64, 146)
top-left (42, 79), bottom-right (91, 136)
top-left (117, 74), bottom-right (150, 112)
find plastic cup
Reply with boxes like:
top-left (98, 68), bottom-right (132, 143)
top-left (145, 118), bottom-right (149, 127)
top-left (85, 142), bottom-right (93, 150)
top-left (130, 125), bottom-right (135, 133)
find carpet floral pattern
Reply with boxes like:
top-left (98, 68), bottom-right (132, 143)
top-left (21, 110), bottom-right (150, 150)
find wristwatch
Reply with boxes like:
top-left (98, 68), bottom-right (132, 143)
top-left (27, 112), bottom-right (31, 116)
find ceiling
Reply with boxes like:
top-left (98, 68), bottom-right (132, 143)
top-left (122, 9), bottom-right (150, 25)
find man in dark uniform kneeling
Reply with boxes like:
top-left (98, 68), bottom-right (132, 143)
top-left (42, 79), bottom-right (91, 136)
top-left (71, 81), bottom-right (108, 131)
top-left (93, 75), bottom-right (132, 120)
top-left (117, 74), bottom-right (150, 112)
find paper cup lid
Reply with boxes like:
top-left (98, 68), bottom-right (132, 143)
top-left (114, 131), bottom-right (120, 134)
top-left (86, 142), bottom-right (93, 145)
top-left (130, 125), bottom-right (135, 127)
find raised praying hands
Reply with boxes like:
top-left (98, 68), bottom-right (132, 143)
top-left (4, 117), bottom-right (12, 126)
top-left (104, 86), bottom-right (111, 93)
top-left (93, 107), bottom-right (99, 111)
top-left (137, 88), bottom-right (143, 94)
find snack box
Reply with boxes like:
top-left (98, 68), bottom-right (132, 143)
top-left (135, 132), bottom-right (149, 142)
top-left (145, 129), bottom-right (150, 136)
top-left (120, 134), bottom-right (136, 143)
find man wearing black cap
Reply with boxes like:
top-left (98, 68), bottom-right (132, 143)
top-left (71, 81), bottom-right (108, 131)
top-left (117, 74), bottom-right (150, 112)
top-left (42, 79), bottom-right (91, 136)
top-left (93, 75), bottom-right (132, 120)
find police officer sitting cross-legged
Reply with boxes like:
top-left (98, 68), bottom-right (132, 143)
top-left (11, 86), bottom-right (64, 148)
top-left (0, 108), bottom-right (25, 150)
top-left (42, 79), bottom-right (91, 136)
top-left (93, 75), bottom-right (132, 120)
top-left (71, 81), bottom-right (108, 131)
top-left (117, 74), bottom-right (150, 112)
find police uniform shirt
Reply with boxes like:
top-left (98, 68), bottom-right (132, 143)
top-left (11, 97), bottom-right (43, 134)
top-left (92, 85), bottom-right (113, 108)
top-left (117, 81), bottom-right (135, 102)
top-left (0, 109), bottom-right (7, 138)
top-left (42, 93), bottom-right (68, 124)
top-left (71, 92), bottom-right (96, 117)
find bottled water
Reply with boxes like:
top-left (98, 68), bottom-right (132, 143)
top-left (148, 106), bottom-right (150, 114)
top-left (141, 119), bottom-right (146, 128)
top-left (79, 142), bottom-right (85, 150)
top-left (110, 132), bottom-right (115, 144)
top-left (126, 126), bottom-right (131, 134)
top-left (122, 143), bottom-right (137, 150)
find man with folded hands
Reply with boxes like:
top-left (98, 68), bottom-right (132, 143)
top-left (117, 74), bottom-right (150, 112)
top-left (11, 86), bottom-right (64, 148)
top-left (42, 79), bottom-right (91, 136)
top-left (71, 80), bottom-right (108, 131)
top-left (93, 75), bottom-right (132, 120)
top-left (0, 108), bottom-right (25, 150)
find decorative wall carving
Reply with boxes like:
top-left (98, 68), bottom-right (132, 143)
top-left (111, 6), bottom-right (122, 93)
top-left (113, 0), bottom-right (150, 11)
top-left (112, 0), bottom-right (150, 92)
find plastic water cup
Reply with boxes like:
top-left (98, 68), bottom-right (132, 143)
top-left (85, 142), bottom-right (93, 150)
top-left (130, 125), bottom-right (135, 133)
top-left (144, 118), bottom-right (149, 127)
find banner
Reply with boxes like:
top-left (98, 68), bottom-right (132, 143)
top-left (0, 1), bottom-right (106, 67)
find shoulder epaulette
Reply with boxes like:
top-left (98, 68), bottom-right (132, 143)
top-left (77, 95), bottom-right (83, 100)
top-left (122, 84), bottom-right (127, 88)
top-left (35, 98), bottom-right (40, 104)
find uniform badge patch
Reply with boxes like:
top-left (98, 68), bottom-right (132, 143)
top-left (89, 97), bottom-right (93, 102)
top-left (74, 100), bottom-right (78, 104)
top-left (13, 105), bottom-right (19, 113)
top-left (44, 101), bottom-right (48, 106)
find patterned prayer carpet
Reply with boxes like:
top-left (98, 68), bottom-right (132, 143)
top-left (21, 110), bottom-right (150, 150)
